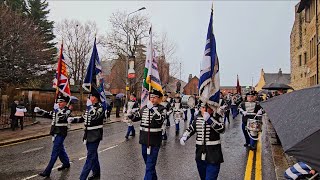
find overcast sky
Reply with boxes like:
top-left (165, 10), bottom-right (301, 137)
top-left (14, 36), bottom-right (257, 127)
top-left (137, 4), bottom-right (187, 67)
top-left (48, 0), bottom-right (298, 86)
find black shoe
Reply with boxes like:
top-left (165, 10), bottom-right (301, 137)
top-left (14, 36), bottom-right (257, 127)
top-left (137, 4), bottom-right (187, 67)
top-left (125, 135), bottom-right (129, 139)
top-left (249, 146), bottom-right (256, 151)
top-left (130, 134), bottom-right (135, 137)
top-left (38, 172), bottom-right (50, 177)
top-left (88, 174), bottom-right (100, 180)
top-left (244, 143), bottom-right (249, 147)
top-left (57, 164), bottom-right (70, 171)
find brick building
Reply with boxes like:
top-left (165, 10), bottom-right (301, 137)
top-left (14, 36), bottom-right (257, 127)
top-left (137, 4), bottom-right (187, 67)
top-left (183, 74), bottom-right (199, 95)
top-left (290, 0), bottom-right (320, 90)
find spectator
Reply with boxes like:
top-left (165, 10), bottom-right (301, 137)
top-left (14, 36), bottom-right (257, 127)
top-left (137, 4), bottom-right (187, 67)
top-left (13, 101), bottom-right (27, 130)
top-left (114, 97), bottom-right (121, 118)
top-left (10, 99), bottom-right (19, 130)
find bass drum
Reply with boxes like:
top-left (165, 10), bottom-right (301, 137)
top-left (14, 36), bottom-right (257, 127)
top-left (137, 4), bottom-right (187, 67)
top-left (181, 95), bottom-right (195, 108)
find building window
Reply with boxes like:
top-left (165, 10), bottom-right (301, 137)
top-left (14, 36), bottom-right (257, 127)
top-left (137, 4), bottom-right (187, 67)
top-left (299, 55), bottom-right (302, 66)
top-left (301, 73), bottom-right (303, 78)
top-left (310, 75), bottom-right (317, 86)
top-left (304, 52), bottom-right (307, 64)
top-left (310, 35), bottom-right (317, 59)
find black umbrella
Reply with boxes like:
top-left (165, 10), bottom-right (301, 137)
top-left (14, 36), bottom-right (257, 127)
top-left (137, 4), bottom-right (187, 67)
top-left (262, 82), bottom-right (293, 90)
top-left (260, 85), bottom-right (320, 172)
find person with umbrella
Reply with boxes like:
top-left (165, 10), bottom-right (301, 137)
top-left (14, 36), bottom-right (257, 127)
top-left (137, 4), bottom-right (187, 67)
top-left (238, 91), bottom-right (263, 150)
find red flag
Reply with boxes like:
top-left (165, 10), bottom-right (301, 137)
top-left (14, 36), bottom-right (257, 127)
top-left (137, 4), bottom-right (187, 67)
top-left (236, 75), bottom-right (241, 95)
top-left (53, 43), bottom-right (71, 99)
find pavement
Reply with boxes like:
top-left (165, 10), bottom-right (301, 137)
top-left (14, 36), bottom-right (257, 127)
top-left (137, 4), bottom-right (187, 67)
top-left (264, 114), bottom-right (296, 180)
top-left (0, 114), bottom-right (122, 147)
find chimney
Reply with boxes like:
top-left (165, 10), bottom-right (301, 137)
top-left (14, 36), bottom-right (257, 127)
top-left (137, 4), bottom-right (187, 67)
top-left (278, 68), bottom-right (282, 76)
top-left (188, 74), bottom-right (192, 82)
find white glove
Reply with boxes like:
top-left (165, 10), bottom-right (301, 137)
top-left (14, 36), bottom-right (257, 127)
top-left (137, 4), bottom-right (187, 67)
top-left (34, 107), bottom-right (40, 113)
top-left (147, 101), bottom-right (153, 109)
top-left (203, 112), bottom-right (211, 121)
top-left (67, 117), bottom-right (74, 123)
top-left (242, 111), bottom-right (247, 116)
top-left (53, 103), bottom-right (59, 111)
top-left (180, 136), bottom-right (187, 146)
top-left (257, 109), bottom-right (263, 115)
top-left (86, 99), bottom-right (92, 106)
top-left (217, 107), bottom-right (224, 116)
top-left (195, 109), bottom-right (199, 116)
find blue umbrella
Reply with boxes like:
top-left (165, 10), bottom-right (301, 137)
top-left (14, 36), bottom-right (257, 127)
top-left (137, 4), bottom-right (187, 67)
top-left (116, 93), bottom-right (125, 98)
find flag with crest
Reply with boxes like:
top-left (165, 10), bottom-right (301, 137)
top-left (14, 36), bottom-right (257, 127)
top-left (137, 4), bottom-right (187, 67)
top-left (82, 38), bottom-right (107, 110)
top-left (198, 5), bottom-right (220, 107)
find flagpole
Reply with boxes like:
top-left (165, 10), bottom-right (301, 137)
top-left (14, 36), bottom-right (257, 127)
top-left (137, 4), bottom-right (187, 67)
top-left (147, 27), bottom-right (152, 155)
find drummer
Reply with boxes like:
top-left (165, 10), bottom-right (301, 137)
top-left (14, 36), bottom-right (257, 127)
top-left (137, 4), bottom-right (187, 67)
top-left (238, 91), bottom-right (263, 150)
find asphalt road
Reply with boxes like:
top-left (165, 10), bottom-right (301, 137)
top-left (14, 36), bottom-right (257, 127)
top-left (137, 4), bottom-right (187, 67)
top-left (0, 112), bottom-right (276, 180)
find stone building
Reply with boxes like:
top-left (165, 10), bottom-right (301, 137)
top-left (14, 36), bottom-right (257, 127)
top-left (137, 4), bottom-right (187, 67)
top-left (290, 0), bottom-right (320, 89)
top-left (255, 69), bottom-right (291, 92)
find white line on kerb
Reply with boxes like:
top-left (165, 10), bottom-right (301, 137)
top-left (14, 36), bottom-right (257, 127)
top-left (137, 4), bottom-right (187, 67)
top-left (79, 144), bottom-right (119, 161)
top-left (22, 174), bottom-right (38, 180)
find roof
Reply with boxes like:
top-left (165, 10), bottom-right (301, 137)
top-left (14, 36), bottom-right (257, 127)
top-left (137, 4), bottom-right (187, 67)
top-left (264, 73), bottom-right (291, 85)
top-left (297, 0), bottom-right (309, 13)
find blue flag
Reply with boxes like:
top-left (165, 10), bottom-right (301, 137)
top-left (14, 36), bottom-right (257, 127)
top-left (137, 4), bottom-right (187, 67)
top-left (198, 6), bottom-right (220, 107)
top-left (82, 38), bottom-right (107, 110)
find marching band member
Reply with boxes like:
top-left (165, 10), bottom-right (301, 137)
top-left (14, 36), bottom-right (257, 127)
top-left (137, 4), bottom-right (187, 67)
top-left (238, 91), bottom-right (262, 150)
top-left (34, 95), bottom-right (72, 177)
top-left (180, 102), bottom-right (225, 180)
top-left (161, 93), bottom-right (172, 140)
top-left (131, 89), bottom-right (166, 180)
top-left (123, 93), bottom-right (139, 139)
top-left (173, 93), bottom-right (183, 135)
top-left (79, 91), bottom-right (105, 180)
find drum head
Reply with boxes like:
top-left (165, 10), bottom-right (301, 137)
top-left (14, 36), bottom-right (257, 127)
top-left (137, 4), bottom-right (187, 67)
top-left (181, 95), bottom-right (195, 108)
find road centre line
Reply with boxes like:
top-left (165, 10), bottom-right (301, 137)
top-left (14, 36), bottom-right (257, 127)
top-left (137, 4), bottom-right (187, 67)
top-left (22, 162), bottom-right (74, 180)
top-left (22, 147), bottom-right (44, 154)
top-left (79, 144), bottom-right (119, 161)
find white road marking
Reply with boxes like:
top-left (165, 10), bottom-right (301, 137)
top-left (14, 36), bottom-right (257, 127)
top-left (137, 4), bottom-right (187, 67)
top-left (22, 147), bottom-right (44, 154)
top-left (21, 162), bottom-right (73, 180)
top-left (22, 174), bottom-right (38, 180)
top-left (79, 144), bottom-right (119, 161)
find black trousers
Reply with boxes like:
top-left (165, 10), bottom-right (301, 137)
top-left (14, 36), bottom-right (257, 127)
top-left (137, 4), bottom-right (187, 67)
top-left (12, 116), bottom-right (23, 130)
top-left (116, 107), bottom-right (120, 117)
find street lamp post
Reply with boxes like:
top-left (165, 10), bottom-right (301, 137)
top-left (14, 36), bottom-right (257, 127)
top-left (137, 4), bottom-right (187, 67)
top-left (125, 7), bottom-right (146, 105)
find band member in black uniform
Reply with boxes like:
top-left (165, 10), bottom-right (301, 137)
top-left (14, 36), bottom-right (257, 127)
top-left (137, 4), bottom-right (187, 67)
top-left (238, 91), bottom-right (262, 150)
top-left (123, 93), bottom-right (139, 139)
top-left (79, 91), bottom-right (105, 180)
top-left (180, 102), bottom-right (225, 180)
top-left (34, 95), bottom-right (72, 177)
top-left (161, 93), bottom-right (172, 140)
top-left (131, 89), bottom-right (166, 180)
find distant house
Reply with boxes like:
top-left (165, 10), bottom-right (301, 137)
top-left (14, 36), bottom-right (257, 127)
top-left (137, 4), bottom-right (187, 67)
top-left (255, 68), bottom-right (291, 91)
top-left (183, 74), bottom-right (199, 95)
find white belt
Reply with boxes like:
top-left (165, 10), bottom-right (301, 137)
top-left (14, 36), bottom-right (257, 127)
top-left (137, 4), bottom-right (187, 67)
top-left (54, 123), bottom-right (68, 127)
top-left (140, 127), bottom-right (162, 132)
top-left (196, 140), bottom-right (221, 146)
top-left (87, 125), bottom-right (103, 130)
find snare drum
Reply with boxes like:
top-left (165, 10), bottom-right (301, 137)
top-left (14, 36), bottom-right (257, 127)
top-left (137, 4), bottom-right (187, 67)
top-left (181, 95), bottom-right (195, 108)
top-left (246, 119), bottom-right (262, 132)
